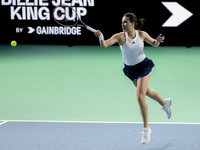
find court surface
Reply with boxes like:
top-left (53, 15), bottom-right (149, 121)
top-left (0, 45), bottom-right (200, 149)
top-left (0, 120), bottom-right (200, 150)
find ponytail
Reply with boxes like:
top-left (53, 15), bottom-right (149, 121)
top-left (136, 18), bottom-right (145, 30)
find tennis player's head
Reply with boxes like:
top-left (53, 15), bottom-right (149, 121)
top-left (122, 12), bottom-right (145, 32)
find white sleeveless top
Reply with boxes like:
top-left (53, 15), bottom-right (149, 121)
top-left (120, 30), bottom-right (145, 66)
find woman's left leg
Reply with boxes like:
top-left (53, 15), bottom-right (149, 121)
top-left (135, 73), bottom-right (151, 128)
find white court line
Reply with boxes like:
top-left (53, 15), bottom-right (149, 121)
top-left (0, 121), bottom-right (8, 126)
top-left (0, 120), bottom-right (200, 125)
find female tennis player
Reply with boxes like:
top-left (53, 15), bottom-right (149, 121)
top-left (94, 12), bottom-right (172, 144)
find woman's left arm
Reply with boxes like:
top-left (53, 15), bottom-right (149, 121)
top-left (141, 31), bottom-right (165, 47)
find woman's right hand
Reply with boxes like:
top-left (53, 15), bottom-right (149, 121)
top-left (94, 30), bottom-right (103, 38)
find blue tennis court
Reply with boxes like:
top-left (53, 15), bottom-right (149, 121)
top-left (1, 45), bottom-right (200, 149)
top-left (0, 120), bottom-right (200, 150)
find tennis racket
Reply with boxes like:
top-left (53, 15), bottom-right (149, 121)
top-left (53, 4), bottom-right (97, 33)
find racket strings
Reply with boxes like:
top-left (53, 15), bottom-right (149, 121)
top-left (54, 5), bottom-right (79, 26)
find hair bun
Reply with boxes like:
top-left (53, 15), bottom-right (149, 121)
top-left (137, 18), bottom-right (145, 29)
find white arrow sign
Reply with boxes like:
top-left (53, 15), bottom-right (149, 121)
top-left (162, 2), bottom-right (193, 27)
top-left (28, 27), bottom-right (35, 34)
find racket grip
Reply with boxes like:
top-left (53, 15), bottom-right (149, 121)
top-left (86, 26), bottom-right (97, 33)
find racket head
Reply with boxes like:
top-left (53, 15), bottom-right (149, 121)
top-left (53, 4), bottom-right (86, 27)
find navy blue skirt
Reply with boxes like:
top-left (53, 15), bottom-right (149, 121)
top-left (123, 57), bottom-right (155, 81)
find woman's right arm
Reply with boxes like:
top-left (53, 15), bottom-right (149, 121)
top-left (94, 30), bottom-right (119, 48)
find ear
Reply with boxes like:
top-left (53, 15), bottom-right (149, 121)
top-left (131, 22), bottom-right (135, 27)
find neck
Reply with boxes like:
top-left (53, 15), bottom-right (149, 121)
top-left (127, 29), bottom-right (136, 39)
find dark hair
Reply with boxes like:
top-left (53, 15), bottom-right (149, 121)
top-left (124, 12), bottom-right (145, 29)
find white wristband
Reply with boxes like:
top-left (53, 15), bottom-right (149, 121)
top-left (99, 34), bottom-right (104, 40)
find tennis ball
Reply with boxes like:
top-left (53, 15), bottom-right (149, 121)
top-left (11, 40), bottom-right (17, 47)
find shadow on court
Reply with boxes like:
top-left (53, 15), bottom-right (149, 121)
top-left (0, 121), bottom-right (199, 150)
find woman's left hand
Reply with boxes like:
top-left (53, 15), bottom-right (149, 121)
top-left (156, 34), bottom-right (165, 43)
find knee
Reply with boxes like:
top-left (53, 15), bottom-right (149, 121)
top-left (146, 87), bottom-right (152, 97)
top-left (137, 93), bottom-right (146, 103)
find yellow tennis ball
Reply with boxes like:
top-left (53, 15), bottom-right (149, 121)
top-left (11, 41), bottom-right (17, 47)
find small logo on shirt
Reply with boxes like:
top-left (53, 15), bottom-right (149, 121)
top-left (132, 41), bottom-right (135, 44)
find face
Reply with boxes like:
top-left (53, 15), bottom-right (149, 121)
top-left (121, 16), bottom-right (135, 32)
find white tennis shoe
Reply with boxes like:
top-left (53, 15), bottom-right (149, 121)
top-left (161, 98), bottom-right (172, 119)
top-left (141, 127), bottom-right (151, 144)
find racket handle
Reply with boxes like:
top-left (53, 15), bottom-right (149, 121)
top-left (86, 26), bottom-right (97, 33)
